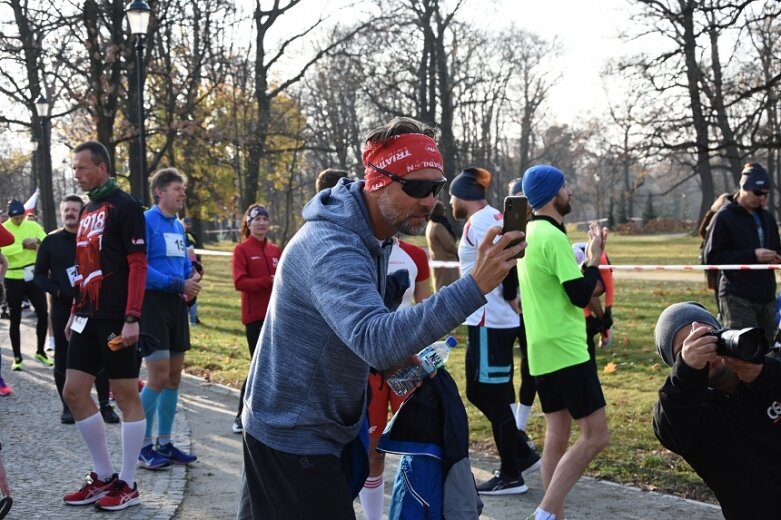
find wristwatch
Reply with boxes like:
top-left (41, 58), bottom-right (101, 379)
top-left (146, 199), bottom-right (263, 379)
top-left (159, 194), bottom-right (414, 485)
top-left (124, 315), bottom-right (139, 323)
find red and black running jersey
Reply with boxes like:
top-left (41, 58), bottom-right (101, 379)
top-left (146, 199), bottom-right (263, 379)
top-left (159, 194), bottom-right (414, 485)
top-left (74, 188), bottom-right (146, 319)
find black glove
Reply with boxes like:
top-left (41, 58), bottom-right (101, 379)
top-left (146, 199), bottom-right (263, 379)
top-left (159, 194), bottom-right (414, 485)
top-left (384, 269), bottom-right (410, 311)
top-left (601, 306), bottom-right (613, 333)
top-left (585, 315), bottom-right (602, 336)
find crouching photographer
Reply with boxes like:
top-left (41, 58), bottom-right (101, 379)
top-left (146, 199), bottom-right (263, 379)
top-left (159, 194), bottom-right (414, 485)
top-left (652, 302), bottom-right (781, 519)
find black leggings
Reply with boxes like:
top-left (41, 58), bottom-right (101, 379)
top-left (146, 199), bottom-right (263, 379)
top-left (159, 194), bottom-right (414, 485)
top-left (236, 320), bottom-right (263, 418)
top-left (5, 278), bottom-right (48, 359)
top-left (51, 312), bottom-right (109, 408)
top-left (517, 315), bottom-right (536, 407)
top-left (465, 326), bottom-right (532, 477)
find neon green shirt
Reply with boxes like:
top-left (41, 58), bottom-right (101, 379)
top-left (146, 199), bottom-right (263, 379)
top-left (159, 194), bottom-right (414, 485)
top-left (1, 219), bottom-right (47, 279)
top-left (518, 217), bottom-right (589, 376)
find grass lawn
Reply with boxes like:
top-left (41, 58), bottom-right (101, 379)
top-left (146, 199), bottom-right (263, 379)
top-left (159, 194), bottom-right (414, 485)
top-left (187, 233), bottom-right (719, 503)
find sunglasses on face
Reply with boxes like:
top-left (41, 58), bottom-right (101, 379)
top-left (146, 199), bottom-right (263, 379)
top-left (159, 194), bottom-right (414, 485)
top-left (368, 162), bottom-right (447, 199)
top-left (753, 190), bottom-right (769, 197)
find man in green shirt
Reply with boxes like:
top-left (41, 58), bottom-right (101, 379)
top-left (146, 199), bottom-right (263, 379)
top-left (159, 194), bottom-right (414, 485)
top-left (518, 165), bottom-right (609, 520)
top-left (1, 199), bottom-right (50, 370)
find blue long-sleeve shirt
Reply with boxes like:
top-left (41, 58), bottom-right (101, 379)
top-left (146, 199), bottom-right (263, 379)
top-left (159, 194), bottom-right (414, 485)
top-left (144, 205), bottom-right (192, 293)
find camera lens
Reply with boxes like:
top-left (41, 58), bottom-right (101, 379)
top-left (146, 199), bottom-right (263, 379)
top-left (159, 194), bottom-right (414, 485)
top-left (718, 328), bottom-right (768, 363)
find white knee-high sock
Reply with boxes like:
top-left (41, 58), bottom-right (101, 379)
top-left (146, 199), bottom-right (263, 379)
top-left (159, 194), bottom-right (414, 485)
top-left (76, 412), bottom-right (114, 481)
top-left (119, 419), bottom-right (146, 485)
top-left (516, 404), bottom-right (532, 431)
top-left (359, 475), bottom-right (384, 520)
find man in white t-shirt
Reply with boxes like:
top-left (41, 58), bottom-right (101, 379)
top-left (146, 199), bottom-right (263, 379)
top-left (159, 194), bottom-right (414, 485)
top-left (359, 237), bottom-right (431, 520)
top-left (450, 167), bottom-right (540, 496)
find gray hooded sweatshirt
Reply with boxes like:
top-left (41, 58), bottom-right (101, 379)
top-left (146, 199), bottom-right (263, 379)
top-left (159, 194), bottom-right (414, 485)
top-left (243, 179), bottom-right (486, 457)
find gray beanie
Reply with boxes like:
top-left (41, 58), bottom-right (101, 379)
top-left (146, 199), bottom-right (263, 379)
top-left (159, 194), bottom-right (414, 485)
top-left (654, 302), bottom-right (720, 367)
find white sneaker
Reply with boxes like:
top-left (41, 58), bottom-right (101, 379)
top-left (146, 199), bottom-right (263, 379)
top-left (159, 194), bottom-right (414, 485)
top-left (232, 416), bottom-right (243, 434)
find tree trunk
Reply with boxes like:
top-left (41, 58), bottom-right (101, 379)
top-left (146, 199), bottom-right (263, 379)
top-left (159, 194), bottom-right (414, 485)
top-left (706, 23), bottom-right (743, 183)
top-left (681, 0), bottom-right (715, 221)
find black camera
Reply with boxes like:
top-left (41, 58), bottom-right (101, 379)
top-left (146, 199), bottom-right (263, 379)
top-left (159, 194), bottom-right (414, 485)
top-left (706, 327), bottom-right (768, 364)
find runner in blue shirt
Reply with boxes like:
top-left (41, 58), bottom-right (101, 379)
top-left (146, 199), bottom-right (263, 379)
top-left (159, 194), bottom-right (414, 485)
top-left (137, 168), bottom-right (201, 470)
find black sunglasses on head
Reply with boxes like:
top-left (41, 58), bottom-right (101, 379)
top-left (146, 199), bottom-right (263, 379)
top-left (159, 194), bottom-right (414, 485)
top-left (753, 190), bottom-right (769, 197)
top-left (368, 162), bottom-right (446, 199)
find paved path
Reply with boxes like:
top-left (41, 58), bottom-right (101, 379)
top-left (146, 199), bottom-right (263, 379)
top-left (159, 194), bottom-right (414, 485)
top-left (1, 320), bottom-right (723, 519)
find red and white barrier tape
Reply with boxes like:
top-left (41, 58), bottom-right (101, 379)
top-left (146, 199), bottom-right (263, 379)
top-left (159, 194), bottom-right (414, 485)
top-left (196, 249), bottom-right (781, 272)
top-left (194, 248), bottom-right (233, 257)
top-left (430, 260), bottom-right (781, 271)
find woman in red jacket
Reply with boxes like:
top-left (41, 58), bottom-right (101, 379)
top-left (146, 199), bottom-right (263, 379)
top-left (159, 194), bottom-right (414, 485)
top-left (231, 204), bottom-right (282, 434)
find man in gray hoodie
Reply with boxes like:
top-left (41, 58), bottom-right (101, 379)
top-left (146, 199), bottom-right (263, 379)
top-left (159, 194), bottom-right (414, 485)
top-left (239, 117), bottom-right (525, 519)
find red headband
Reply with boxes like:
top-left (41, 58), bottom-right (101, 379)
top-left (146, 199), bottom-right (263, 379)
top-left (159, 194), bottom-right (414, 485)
top-left (362, 133), bottom-right (444, 192)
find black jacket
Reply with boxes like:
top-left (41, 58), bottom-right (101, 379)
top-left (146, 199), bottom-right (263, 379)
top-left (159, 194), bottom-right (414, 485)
top-left (653, 353), bottom-right (781, 519)
top-left (33, 228), bottom-right (76, 318)
top-left (703, 198), bottom-right (781, 302)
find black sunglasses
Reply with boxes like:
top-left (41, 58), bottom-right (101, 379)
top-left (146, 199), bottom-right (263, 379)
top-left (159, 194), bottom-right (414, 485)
top-left (753, 190), bottom-right (769, 197)
top-left (368, 162), bottom-right (446, 199)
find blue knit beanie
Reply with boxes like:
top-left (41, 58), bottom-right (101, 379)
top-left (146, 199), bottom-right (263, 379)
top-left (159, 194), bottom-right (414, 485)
top-left (450, 168), bottom-right (489, 201)
top-left (522, 165), bottom-right (565, 210)
top-left (7, 199), bottom-right (24, 217)
top-left (740, 163), bottom-right (770, 191)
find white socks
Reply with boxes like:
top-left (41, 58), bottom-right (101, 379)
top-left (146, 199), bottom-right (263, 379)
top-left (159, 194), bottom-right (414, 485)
top-left (119, 419), bottom-right (146, 485)
top-left (359, 475), bottom-right (384, 520)
top-left (76, 412), bottom-right (113, 481)
top-left (533, 507), bottom-right (556, 520)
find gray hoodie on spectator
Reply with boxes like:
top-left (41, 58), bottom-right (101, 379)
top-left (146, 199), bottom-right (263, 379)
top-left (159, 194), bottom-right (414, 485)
top-left (242, 179), bottom-right (486, 457)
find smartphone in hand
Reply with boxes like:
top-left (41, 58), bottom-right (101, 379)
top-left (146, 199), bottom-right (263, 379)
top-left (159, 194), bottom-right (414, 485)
top-left (503, 196), bottom-right (528, 259)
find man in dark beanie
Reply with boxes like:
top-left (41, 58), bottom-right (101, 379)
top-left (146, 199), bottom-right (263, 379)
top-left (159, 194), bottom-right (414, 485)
top-left (449, 167), bottom-right (541, 496)
top-left (652, 301), bottom-right (781, 519)
top-left (704, 162), bottom-right (781, 344)
top-left (518, 164), bottom-right (609, 520)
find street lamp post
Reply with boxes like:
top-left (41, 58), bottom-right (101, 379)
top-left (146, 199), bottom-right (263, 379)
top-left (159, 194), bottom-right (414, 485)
top-left (125, 0), bottom-right (151, 207)
top-left (34, 95), bottom-right (56, 231)
top-left (30, 136), bottom-right (38, 196)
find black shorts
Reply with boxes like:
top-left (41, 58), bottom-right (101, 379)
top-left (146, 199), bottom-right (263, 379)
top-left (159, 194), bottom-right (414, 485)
top-left (67, 318), bottom-right (139, 379)
top-left (140, 290), bottom-right (191, 356)
top-left (536, 360), bottom-right (606, 419)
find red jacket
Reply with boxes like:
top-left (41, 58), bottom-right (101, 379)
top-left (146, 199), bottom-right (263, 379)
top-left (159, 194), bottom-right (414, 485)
top-left (233, 236), bottom-right (282, 325)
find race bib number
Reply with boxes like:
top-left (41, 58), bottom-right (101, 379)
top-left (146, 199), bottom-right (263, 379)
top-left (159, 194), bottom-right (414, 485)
top-left (23, 265), bottom-right (34, 282)
top-left (164, 233), bottom-right (186, 257)
top-left (66, 265), bottom-right (80, 287)
top-left (71, 316), bottom-right (88, 334)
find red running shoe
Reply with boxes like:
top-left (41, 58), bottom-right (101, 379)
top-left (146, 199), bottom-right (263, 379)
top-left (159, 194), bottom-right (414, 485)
top-left (0, 377), bottom-right (11, 396)
top-left (63, 472), bottom-right (117, 506)
top-left (95, 479), bottom-right (140, 511)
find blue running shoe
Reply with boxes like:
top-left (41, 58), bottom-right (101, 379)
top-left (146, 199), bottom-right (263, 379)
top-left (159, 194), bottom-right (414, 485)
top-left (137, 445), bottom-right (171, 470)
top-left (157, 442), bottom-right (197, 465)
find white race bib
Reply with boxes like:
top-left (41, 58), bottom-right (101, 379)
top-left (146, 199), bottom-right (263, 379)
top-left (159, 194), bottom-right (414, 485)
top-left (164, 233), bottom-right (186, 257)
top-left (66, 266), bottom-right (80, 287)
top-left (71, 316), bottom-right (88, 334)
top-left (23, 265), bottom-right (34, 282)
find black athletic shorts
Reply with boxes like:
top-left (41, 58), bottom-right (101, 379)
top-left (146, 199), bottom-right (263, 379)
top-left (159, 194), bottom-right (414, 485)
top-left (535, 360), bottom-right (606, 419)
top-left (140, 290), bottom-right (191, 356)
top-left (67, 318), bottom-right (139, 379)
